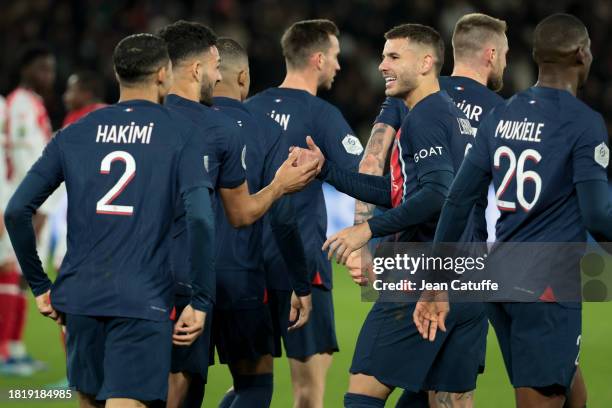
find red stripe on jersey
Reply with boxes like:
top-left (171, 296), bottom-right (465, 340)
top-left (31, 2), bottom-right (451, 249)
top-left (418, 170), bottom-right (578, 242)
top-left (539, 286), bottom-right (557, 302)
top-left (169, 306), bottom-right (177, 321)
top-left (263, 288), bottom-right (269, 304)
top-left (312, 271), bottom-right (323, 285)
top-left (390, 129), bottom-right (404, 208)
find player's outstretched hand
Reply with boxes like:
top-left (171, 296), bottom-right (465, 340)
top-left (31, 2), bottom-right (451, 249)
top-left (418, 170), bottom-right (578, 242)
top-left (275, 148), bottom-right (319, 194)
top-left (173, 304), bottom-right (206, 346)
top-left (322, 222), bottom-right (372, 265)
top-left (288, 291), bottom-right (312, 331)
top-left (290, 136), bottom-right (325, 174)
top-left (413, 290), bottom-right (449, 342)
top-left (35, 290), bottom-right (63, 325)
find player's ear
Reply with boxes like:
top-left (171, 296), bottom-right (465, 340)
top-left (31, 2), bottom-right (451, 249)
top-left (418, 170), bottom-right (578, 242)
top-left (486, 47), bottom-right (496, 66)
top-left (421, 54), bottom-right (434, 75)
top-left (576, 45), bottom-right (587, 66)
top-left (157, 64), bottom-right (167, 84)
top-left (313, 52), bottom-right (324, 71)
top-left (157, 61), bottom-right (173, 88)
top-left (238, 70), bottom-right (247, 87)
top-left (192, 60), bottom-right (201, 82)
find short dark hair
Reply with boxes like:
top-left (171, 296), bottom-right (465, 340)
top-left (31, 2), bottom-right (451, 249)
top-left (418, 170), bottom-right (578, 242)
top-left (281, 19), bottom-right (339, 69)
top-left (453, 14), bottom-right (507, 60)
top-left (158, 20), bottom-right (217, 64)
top-left (385, 24), bottom-right (445, 74)
top-left (72, 70), bottom-right (104, 99)
top-left (113, 33), bottom-right (169, 84)
top-left (533, 13), bottom-right (588, 64)
top-left (217, 37), bottom-right (248, 70)
top-left (18, 43), bottom-right (53, 69)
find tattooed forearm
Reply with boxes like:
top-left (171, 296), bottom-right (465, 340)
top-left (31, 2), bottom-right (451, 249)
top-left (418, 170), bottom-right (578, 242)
top-left (354, 123), bottom-right (396, 225)
top-left (434, 391), bottom-right (474, 408)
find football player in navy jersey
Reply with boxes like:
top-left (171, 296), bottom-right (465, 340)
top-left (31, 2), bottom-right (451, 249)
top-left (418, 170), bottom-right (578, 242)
top-left (246, 19), bottom-right (363, 408)
top-left (430, 13), bottom-right (611, 408)
top-left (389, 13), bottom-right (509, 408)
top-left (212, 37), bottom-right (314, 408)
top-left (298, 24), bottom-right (485, 407)
top-left (4, 33), bottom-right (215, 408)
top-left (347, 14), bottom-right (508, 292)
top-left (158, 21), bottom-right (319, 408)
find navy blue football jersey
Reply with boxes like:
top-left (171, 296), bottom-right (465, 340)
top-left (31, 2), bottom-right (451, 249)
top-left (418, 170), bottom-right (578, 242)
top-left (440, 76), bottom-right (504, 129)
top-left (212, 96), bottom-right (287, 308)
top-left (246, 88), bottom-right (363, 290)
top-left (165, 94), bottom-right (246, 297)
top-left (391, 91), bottom-right (475, 242)
top-left (467, 86), bottom-right (609, 242)
top-left (29, 100), bottom-right (212, 320)
top-left (440, 76), bottom-right (505, 242)
top-left (374, 97), bottom-right (409, 130)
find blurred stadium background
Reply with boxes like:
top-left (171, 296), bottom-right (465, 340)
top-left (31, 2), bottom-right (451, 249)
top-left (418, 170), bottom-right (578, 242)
top-left (1, 0), bottom-right (612, 407)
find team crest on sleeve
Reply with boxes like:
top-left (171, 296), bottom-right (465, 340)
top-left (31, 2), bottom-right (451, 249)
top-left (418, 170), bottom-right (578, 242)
top-left (594, 142), bottom-right (609, 168)
top-left (342, 134), bottom-right (364, 155)
top-left (241, 146), bottom-right (247, 170)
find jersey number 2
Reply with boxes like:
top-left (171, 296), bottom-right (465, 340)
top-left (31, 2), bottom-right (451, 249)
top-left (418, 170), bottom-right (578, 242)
top-left (494, 146), bottom-right (541, 212)
top-left (96, 151), bottom-right (135, 216)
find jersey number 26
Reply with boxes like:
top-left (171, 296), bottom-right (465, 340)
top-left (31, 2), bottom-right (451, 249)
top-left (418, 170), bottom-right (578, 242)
top-left (494, 146), bottom-right (541, 212)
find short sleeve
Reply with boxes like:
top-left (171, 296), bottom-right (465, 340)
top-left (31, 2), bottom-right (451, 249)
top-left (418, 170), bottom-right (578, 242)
top-left (408, 117), bottom-right (454, 179)
top-left (314, 103), bottom-right (363, 170)
top-left (29, 133), bottom-right (64, 188)
top-left (374, 97), bottom-right (407, 130)
top-left (218, 125), bottom-right (247, 189)
top-left (572, 113), bottom-right (609, 184)
top-left (177, 131), bottom-right (214, 195)
top-left (465, 110), bottom-right (494, 172)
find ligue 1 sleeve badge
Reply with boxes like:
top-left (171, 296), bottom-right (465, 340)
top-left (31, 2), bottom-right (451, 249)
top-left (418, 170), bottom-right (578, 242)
top-left (594, 142), bottom-right (609, 168)
top-left (342, 134), bottom-right (364, 155)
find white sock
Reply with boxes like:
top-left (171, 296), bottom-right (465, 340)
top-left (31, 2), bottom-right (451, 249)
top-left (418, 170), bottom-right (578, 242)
top-left (8, 341), bottom-right (26, 359)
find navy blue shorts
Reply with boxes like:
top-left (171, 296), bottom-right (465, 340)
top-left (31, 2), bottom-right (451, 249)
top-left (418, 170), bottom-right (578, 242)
top-left (212, 305), bottom-right (275, 364)
top-left (350, 301), bottom-right (487, 393)
top-left (268, 287), bottom-right (339, 360)
top-left (170, 296), bottom-right (214, 381)
top-left (486, 302), bottom-right (581, 391)
top-left (65, 313), bottom-right (172, 402)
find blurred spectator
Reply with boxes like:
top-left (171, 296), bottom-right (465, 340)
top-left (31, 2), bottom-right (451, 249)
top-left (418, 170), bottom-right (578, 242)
top-left (0, 0), bottom-right (610, 155)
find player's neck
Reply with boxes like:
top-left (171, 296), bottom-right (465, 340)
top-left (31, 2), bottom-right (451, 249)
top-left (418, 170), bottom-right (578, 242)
top-left (404, 76), bottom-right (440, 109)
top-left (279, 71), bottom-right (318, 96)
top-left (169, 80), bottom-right (200, 103)
top-left (118, 86), bottom-right (160, 104)
top-left (535, 66), bottom-right (579, 96)
top-left (213, 84), bottom-right (242, 102)
top-left (451, 63), bottom-right (488, 86)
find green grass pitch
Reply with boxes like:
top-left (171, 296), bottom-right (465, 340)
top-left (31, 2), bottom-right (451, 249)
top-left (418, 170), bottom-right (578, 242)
top-left (2, 263), bottom-right (611, 407)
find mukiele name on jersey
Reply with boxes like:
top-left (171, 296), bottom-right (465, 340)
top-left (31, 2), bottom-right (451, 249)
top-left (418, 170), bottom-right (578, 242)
top-left (495, 119), bottom-right (544, 143)
top-left (268, 110), bottom-right (291, 130)
top-left (96, 122), bottom-right (154, 144)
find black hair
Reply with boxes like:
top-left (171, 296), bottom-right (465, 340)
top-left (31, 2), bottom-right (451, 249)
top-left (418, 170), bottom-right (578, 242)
top-left (158, 20), bottom-right (218, 64)
top-left (112, 33), bottom-right (169, 84)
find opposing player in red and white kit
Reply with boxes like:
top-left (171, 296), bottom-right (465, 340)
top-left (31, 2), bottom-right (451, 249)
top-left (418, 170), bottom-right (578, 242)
top-left (0, 44), bottom-right (55, 376)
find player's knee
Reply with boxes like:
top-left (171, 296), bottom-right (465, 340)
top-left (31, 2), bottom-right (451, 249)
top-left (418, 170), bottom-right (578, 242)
top-left (293, 387), bottom-right (324, 408)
